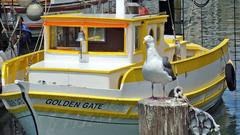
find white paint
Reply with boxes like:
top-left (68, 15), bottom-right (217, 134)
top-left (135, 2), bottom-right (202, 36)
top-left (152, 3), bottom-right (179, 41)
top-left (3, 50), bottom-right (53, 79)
top-left (116, 0), bottom-right (126, 18)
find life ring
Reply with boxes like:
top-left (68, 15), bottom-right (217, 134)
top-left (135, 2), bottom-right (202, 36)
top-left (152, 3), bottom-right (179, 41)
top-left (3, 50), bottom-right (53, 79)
top-left (225, 60), bottom-right (236, 91)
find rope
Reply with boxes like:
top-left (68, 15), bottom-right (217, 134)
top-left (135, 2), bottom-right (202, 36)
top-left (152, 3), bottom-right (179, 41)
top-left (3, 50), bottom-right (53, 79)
top-left (166, 0), bottom-right (181, 86)
top-left (167, 0), bottom-right (176, 39)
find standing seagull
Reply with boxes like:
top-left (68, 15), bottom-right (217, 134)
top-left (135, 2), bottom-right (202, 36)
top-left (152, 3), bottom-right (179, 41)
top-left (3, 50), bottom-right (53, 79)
top-left (142, 35), bottom-right (176, 98)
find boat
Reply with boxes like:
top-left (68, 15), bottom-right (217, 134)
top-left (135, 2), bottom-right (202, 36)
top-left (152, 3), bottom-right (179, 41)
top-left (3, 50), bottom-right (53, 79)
top-left (0, 0), bottom-right (235, 134)
top-left (1, 0), bottom-right (109, 37)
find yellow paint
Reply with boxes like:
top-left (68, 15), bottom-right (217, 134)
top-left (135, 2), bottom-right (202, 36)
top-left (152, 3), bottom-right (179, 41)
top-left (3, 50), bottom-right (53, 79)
top-left (33, 104), bottom-right (138, 119)
top-left (42, 14), bottom-right (168, 24)
top-left (184, 74), bottom-right (225, 98)
top-left (2, 50), bottom-right (44, 85)
top-left (50, 27), bottom-right (56, 49)
top-left (203, 86), bottom-right (226, 105)
top-left (29, 91), bottom-right (139, 105)
top-left (0, 92), bottom-right (21, 99)
top-left (171, 39), bottom-right (229, 74)
top-left (124, 28), bottom-right (127, 54)
top-left (88, 52), bottom-right (127, 56)
top-left (121, 66), bottom-right (144, 84)
top-left (47, 49), bottom-right (81, 54)
top-left (8, 106), bottom-right (28, 113)
top-left (164, 36), bottom-right (184, 44)
top-left (192, 87), bottom-right (225, 108)
top-left (45, 26), bottom-right (51, 50)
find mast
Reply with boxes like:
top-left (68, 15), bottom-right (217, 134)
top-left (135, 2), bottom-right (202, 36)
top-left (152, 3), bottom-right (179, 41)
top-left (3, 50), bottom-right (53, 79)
top-left (116, 0), bottom-right (126, 18)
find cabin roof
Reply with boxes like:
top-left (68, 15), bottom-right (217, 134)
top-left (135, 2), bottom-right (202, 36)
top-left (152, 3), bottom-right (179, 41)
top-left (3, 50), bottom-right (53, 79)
top-left (41, 13), bottom-right (168, 23)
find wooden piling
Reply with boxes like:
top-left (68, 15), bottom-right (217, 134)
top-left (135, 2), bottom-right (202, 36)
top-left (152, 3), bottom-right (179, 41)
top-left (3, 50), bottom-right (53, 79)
top-left (138, 98), bottom-right (189, 135)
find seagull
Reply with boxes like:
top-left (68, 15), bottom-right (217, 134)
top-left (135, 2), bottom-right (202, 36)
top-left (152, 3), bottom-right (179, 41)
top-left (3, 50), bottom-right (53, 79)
top-left (142, 35), bottom-right (176, 98)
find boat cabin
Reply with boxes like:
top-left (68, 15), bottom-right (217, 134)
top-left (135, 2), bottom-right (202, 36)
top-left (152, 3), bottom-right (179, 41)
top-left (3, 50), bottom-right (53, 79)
top-left (29, 13), bottom-right (174, 89)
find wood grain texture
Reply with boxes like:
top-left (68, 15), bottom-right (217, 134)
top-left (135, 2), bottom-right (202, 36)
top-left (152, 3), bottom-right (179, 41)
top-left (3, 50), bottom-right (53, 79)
top-left (138, 98), bottom-right (189, 135)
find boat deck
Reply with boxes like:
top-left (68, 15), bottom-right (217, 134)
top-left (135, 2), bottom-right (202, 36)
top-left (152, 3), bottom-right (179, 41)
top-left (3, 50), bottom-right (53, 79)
top-left (30, 60), bottom-right (135, 74)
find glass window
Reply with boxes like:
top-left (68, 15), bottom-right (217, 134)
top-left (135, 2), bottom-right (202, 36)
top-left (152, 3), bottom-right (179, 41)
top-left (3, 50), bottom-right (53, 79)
top-left (54, 27), bottom-right (80, 49)
top-left (135, 26), bottom-right (141, 50)
top-left (88, 28), bottom-right (105, 42)
top-left (88, 28), bottom-right (124, 52)
top-left (149, 29), bottom-right (154, 37)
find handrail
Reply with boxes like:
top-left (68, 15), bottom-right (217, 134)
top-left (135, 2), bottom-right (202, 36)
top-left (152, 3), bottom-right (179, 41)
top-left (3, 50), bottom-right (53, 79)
top-left (171, 39), bottom-right (229, 75)
top-left (121, 39), bottom-right (229, 85)
top-left (2, 50), bottom-right (44, 85)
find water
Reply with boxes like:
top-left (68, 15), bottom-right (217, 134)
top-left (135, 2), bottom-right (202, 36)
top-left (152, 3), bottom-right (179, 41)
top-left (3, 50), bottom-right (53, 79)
top-left (0, 0), bottom-right (240, 134)
top-left (183, 0), bottom-right (240, 134)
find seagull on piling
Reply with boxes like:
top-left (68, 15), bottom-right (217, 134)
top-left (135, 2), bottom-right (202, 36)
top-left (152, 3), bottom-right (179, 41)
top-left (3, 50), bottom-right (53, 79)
top-left (142, 35), bottom-right (176, 98)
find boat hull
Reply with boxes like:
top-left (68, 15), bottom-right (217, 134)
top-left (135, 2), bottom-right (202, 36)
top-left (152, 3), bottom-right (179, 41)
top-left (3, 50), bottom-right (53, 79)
top-left (16, 111), bottom-right (138, 135)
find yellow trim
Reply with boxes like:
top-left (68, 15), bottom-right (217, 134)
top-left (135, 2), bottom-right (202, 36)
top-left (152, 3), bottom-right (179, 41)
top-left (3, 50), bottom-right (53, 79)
top-left (133, 50), bottom-right (143, 55)
top-left (50, 26), bottom-right (56, 49)
top-left (42, 14), bottom-right (168, 23)
top-left (34, 104), bottom-right (138, 119)
top-left (192, 87), bottom-right (225, 108)
top-left (46, 26), bottom-right (51, 50)
top-left (47, 50), bottom-right (127, 56)
top-left (121, 66), bottom-right (143, 84)
top-left (126, 105), bottom-right (134, 115)
top-left (8, 106), bottom-right (28, 113)
top-left (2, 50), bottom-right (44, 85)
top-left (142, 20), bottom-right (148, 61)
top-left (171, 39), bottom-right (229, 74)
top-left (29, 91), bottom-right (139, 105)
top-left (203, 86), bottom-right (225, 106)
top-left (156, 24), bottom-right (161, 45)
top-left (88, 52), bottom-right (127, 56)
top-left (0, 92), bottom-right (22, 99)
top-left (47, 49), bottom-right (80, 54)
top-left (164, 36), bottom-right (184, 44)
top-left (185, 74), bottom-right (225, 98)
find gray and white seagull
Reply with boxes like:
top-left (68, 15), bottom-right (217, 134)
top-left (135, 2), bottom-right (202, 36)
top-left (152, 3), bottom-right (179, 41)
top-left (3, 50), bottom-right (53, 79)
top-left (142, 35), bottom-right (176, 98)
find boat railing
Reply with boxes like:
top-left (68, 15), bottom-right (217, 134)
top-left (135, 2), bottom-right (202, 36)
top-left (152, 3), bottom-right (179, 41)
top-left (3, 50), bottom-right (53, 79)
top-left (171, 39), bottom-right (229, 75)
top-left (120, 39), bottom-right (229, 86)
top-left (2, 50), bottom-right (44, 85)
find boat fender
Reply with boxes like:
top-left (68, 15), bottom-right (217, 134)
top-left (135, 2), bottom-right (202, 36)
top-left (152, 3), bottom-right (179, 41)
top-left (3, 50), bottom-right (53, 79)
top-left (225, 60), bottom-right (236, 91)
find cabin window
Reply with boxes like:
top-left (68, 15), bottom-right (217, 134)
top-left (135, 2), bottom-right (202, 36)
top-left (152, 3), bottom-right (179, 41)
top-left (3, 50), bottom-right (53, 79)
top-left (88, 28), bottom-right (106, 42)
top-left (52, 27), bottom-right (80, 49)
top-left (88, 28), bottom-right (124, 52)
top-left (135, 26), bottom-right (141, 50)
top-left (149, 29), bottom-right (154, 37)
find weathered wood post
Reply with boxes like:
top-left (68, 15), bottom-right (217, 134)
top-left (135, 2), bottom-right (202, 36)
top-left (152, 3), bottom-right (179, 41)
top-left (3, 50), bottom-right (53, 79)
top-left (138, 98), bottom-right (189, 135)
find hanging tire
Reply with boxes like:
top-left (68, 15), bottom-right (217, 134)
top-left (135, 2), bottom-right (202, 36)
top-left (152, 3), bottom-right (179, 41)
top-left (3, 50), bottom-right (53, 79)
top-left (225, 60), bottom-right (236, 91)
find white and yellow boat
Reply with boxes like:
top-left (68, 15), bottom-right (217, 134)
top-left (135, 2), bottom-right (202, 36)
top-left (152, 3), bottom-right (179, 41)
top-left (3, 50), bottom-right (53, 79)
top-left (0, 1), bottom-right (235, 135)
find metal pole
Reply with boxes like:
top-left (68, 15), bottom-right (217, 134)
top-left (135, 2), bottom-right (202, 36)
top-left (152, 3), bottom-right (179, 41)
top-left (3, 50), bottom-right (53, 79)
top-left (182, 0), bottom-right (185, 39)
top-left (234, 0), bottom-right (237, 69)
top-left (200, 6), bottom-right (203, 46)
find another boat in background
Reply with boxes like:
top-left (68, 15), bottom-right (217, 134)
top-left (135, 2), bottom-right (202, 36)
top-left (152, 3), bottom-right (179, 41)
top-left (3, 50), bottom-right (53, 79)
top-left (1, 0), bottom-right (109, 37)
